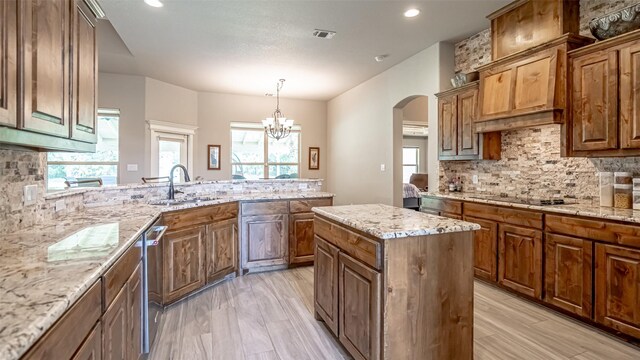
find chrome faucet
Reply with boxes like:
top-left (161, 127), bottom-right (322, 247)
top-left (168, 164), bottom-right (191, 200)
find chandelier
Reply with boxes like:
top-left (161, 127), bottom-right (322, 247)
top-left (262, 79), bottom-right (294, 141)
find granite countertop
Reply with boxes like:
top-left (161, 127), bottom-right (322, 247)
top-left (0, 191), bottom-right (334, 360)
top-left (312, 204), bottom-right (481, 240)
top-left (422, 192), bottom-right (640, 224)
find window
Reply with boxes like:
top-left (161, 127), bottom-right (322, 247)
top-left (402, 147), bottom-right (419, 183)
top-left (47, 110), bottom-right (119, 190)
top-left (231, 123), bottom-right (300, 179)
top-left (148, 120), bottom-right (196, 182)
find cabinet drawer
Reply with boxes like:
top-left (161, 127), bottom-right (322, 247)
top-left (546, 214), bottom-right (640, 248)
top-left (23, 280), bottom-right (102, 360)
top-left (163, 202), bottom-right (238, 231)
top-left (103, 240), bottom-right (142, 310)
top-left (464, 202), bottom-right (542, 229)
top-left (241, 200), bottom-right (289, 216)
top-left (314, 216), bottom-right (382, 270)
top-left (289, 198), bottom-right (333, 213)
top-left (421, 197), bottom-right (462, 215)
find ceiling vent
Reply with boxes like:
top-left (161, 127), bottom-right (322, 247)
top-left (312, 29), bottom-right (336, 39)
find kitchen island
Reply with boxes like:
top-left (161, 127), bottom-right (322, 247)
top-left (312, 204), bottom-right (480, 360)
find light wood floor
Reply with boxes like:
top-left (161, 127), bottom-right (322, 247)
top-left (150, 267), bottom-right (640, 360)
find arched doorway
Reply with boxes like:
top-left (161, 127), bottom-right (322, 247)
top-left (392, 95), bottom-right (428, 207)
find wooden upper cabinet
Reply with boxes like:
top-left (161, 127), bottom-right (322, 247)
top-left (498, 224), bottom-right (543, 299)
top-left (620, 41), bottom-right (640, 150)
top-left (465, 216), bottom-right (498, 282)
top-left (544, 233), bottom-right (592, 318)
top-left (479, 69), bottom-right (512, 118)
top-left (437, 82), bottom-right (501, 161)
top-left (438, 94), bottom-right (457, 158)
top-left (595, 244), bottom-right (640, 338)
top-left (338, 252), bottom-right (381, 360)
top-left (20, 0), bottom-right (72, 138)
top-left (71, 0), bottom-right (98, 143)
top-left (570, 50), bottom-right (618, 152)
top-left (457, 86), bottom-right (479, 156)
top-left (488, 0), bottom-right (579, 60)
top-left (0, 0), bottom-right (18, 128)
top-left (163, 226), bottom-right (206, 304)
top-left (205, 218), bottom-right (238, 283)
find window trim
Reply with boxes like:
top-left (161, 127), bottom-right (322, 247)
top-left (46, 109), bottom-right (121, 191)
top-left (231, 123), bottom-right (301, 179)
top-left (148, 120), bottom-right (197, 178)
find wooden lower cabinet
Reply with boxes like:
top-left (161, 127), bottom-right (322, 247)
top-left (290, 212), bottom-right (315, 264)
top-left (464, 216), bottom-right (498, 282)
top-left (544, 233), bottom-right (593, 318)
top-left (163, 226), bottom-right (206, 304)
top-left (595, 244), bottom-right (640, 338)
top-left (498, 224), bottom-right (543, 299)
top-left (72, 323), bottom-right (102, 360)
top-left (102, 281), bottom-right (128, 360)
top-left (338, 252), bottom-right (381, 360)
top-left (127, 264), bottom-right (143, 360)
top-left (241, 214), bottom-right (289, 270)
top-left (205, 218), bottom-right (238, 283)
top-left (314, 235), bottom-right (340, 335)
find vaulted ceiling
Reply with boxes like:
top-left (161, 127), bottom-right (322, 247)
top-left (99, 0), bottom-right (509, 100)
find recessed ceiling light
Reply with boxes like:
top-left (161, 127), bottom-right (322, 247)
top-left (375, 55), bottom-right (389, 62)
top-left (144, 0), bottom-right (163, 8)
top-left (404, 8), bottom-right (420, 18)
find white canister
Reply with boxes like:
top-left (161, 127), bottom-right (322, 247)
top-left (599, 172), bottom-right (614, 207)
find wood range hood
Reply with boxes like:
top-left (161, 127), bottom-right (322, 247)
top-left (474, 33), bottom-right (593, 133)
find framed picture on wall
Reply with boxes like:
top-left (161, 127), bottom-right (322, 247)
top-left (208, 145), bottom-right (221, 170)
top-left (309, 147), bottom-right (320, 170)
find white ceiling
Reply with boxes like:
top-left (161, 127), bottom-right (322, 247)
top-left (99, 0), bottom-right (510, 100)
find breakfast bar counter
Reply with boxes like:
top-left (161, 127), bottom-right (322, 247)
top-left (311, 204), bottom-right (480, 360)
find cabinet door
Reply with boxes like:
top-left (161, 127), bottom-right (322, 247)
top-left (512, 51), bottom-right (555, 113)
top-left (479, 68), bottom-right (513, 119)
top-left (314, 235), bottom-right (339, 335)
top-left (241, 214), bottom-right (288, 270)
top-left (0, 0), bottom-right (18, 127)
top-left (102, 285), bottom-right (128, 360)
top-left (464, 216), bottom-right (498, 282)
top-left (205, 218), bottom-right (238, 283)
top-left (127, 263), bottom-right (143, 360)
top-left (163, 226), bottom-right (206, 304)
top-left (571, 51), bottom-right (618, 152)
top-left (72, 323), bottom-right (101, 360)
top-left (438, 95), bottom-right (457, 157)
top-left (70, 0), bottom-right (97, 143)
top-left (544, 234), bottom-right (592, 318)
top-left (289, 212), bottom-right (315, 265)
top-left (595, 244), bottom-right (640, 338)
top-left (498, 224), bottom-right (543, 298)
top-left (339, 252), bottom-right (381, 360)
top-left (457, 87), bottom-right (479, 156)
top-left (620, 42), bottom-right (640, 149)
top-left (20, 0), bottom-right (72, 138)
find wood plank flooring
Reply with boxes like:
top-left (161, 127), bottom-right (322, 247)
top-left (150, 267), bottom-right (640, 360)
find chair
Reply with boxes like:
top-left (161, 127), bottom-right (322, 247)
top-left (232, 174), bottom-right (246, 180)
top-left (409, 173), bottom-right (428, 192)
top-left (64, 177), bottom-right (103, 188)
top-left (275, 174), bottom-right (291, 179)
top-left (142, 176), bottom-right (170, 184)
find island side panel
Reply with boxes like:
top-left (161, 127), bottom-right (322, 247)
top-left (383, 231), bottom-right (474, 360)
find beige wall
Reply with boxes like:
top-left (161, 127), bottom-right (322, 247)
top-left (402, 96), bottom-right (428, 124)
top-left (196, 92), bottom-right (327, 181)
top-left (98, 73), bottom-right (146, 184)
top-left (145, 77), bottom-right (198, 125)
top-left (326, 42), bottom-right (454, 206)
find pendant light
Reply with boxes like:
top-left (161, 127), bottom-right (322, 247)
top-left (262, 79), bottom-right (294, 141)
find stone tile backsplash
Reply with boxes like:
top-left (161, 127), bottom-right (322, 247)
top-left (445, 0), bottom-right (640, 202)
top-left (0, 148), bottom-right (323, 235)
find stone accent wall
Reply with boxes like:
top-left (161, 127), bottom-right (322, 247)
top-left (443, 0), bottom-right (640, 202)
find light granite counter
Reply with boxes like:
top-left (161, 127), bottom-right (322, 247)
top-left (422, 192), bottom-right (640, 225)
top-left (0, 191), bottom-right (333, 360)
top-left (312, 204), bottom-right (480, 240)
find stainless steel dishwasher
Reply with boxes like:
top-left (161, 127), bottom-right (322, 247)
top-left (143, 221), bottom-right (167, 355)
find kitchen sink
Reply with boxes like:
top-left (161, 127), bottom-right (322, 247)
top-left (148, 196), bottom-right (220, 206)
